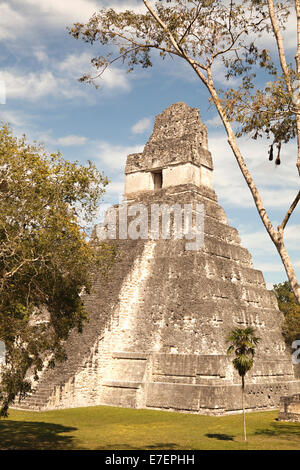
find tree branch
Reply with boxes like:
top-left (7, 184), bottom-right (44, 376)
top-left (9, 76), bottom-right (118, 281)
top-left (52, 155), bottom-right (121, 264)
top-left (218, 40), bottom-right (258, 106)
top-left (268, 0), bottom-right (292, 94)
top-left (3, 257), bottom-right (40, 279)
top-left (205, 66), bottom-right (278, 243)
top-left (268, 0), bottom-right (300, 176)
top-left (178, 2), bottom-right (201, 45)
top-left (143, 0), bottom-right (183, 55)
top-left (295, 0), bottom-right (300, 176)
top-left (143, 0), bottom-right (209, 82)
top-left (281, 189), bottom-right (300, 230)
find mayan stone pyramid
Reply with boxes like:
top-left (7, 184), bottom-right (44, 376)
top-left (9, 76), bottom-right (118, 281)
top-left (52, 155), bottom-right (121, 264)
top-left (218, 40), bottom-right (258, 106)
top-left (15, 102), bottom-right (300, 414)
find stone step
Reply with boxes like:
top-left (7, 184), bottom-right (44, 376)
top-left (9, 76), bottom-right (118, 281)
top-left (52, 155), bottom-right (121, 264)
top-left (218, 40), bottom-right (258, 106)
top-left (197, 378), bottom-right (232, 385)
top-left (102, 381), bottom-right (142, 389)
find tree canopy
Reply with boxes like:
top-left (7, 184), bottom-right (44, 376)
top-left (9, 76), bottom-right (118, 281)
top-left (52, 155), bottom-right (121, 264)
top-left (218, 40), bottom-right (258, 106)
top-left (0, 124), bottom-right (114, 415)
top-left (69, 0), bottom-right (300, 304)
top-left (274, 281), bottom-right (300, 345)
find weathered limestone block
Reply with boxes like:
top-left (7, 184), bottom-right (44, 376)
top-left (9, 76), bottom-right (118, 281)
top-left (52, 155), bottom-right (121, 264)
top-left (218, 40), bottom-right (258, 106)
top-left (278, 394), bottom-right (300, 421)
top-left (125, 103), bottom-right (213, 192)
top-left (125, 102), bottom-right (211, 174)
top-left (146, 383), bottom-right (201, 412)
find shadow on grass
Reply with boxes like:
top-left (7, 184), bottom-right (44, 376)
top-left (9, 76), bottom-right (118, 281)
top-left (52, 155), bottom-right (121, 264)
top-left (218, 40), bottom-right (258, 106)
top-left (205, 433), bottom-right (235, 441)
top-left (96, 443), bottom-right (179, 450)
top-left (0, 420), bottom-right (77, 450)
top-left (255, 422), bottom-right (300, 440)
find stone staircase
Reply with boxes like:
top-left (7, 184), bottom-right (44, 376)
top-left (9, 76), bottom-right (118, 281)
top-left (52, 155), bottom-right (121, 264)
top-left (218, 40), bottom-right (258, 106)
top-left (13, 241), bottom-right (156, 411)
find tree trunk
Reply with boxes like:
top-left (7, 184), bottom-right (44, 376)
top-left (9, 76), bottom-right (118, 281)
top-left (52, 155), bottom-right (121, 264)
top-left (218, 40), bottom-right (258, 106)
top-left (276, 236), bottom-right (300, 305)
top-left (242, 376), bottom-right (247, 442)
top-left (294, 0), bottom-right (300, 176)
top-left (206, 74), bottom-right (300, 306)
top-left (144, 1), bottom-right (300, 306)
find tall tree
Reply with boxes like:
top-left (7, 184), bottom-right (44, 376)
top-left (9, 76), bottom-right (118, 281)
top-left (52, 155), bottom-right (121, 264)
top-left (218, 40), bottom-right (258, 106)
top-left (0, 124), bottom-right (115, 416)
top-left (69, 0), bottom-right (300, 304)
top-left (227, 326), bottom-right (260, 442)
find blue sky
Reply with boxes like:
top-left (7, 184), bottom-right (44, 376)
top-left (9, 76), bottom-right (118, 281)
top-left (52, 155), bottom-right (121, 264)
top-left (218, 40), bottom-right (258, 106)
top-left (0, 0), bottom-right (299, 288)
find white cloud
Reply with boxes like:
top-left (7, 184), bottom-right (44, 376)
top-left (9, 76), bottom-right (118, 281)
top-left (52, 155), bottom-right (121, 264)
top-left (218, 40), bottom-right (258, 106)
top-left (59, 53), bottom-right (92, 75)
top-left (109, 1), bottom-right (146, 14)
top-left (131, 117), bottom-right (152, 134)
top-left (0, 109), bottom-right (45, 144)
top-left (0, 109), bottom-right (27, 128)
top-left (206, 115), bottom-right (222, 127)
top-left (93, 179), bottom-right (126, 223)
top-left (57, 135), bottom-right (87, 146)
top-left (284, 225), bottom-right (300, 249)
top-left (1, 51), bottom-right (131, 103)
top-left (211, 58), bottom-right (241, 87)
top-left (34, 50), bottom-right (48, 63)
top-left (208, 132), bottom-right (300, 209)
top-left (256, 6), bottom-right (296, 53)
top-left (59, 52), bottom-right (131, 91)
top-left (237, 224), bottom-right (300, 282)
top-left (160, 55), bottom-right (199, 83)
top-left (12, 0), bottom-right (100, 25)
top-left (31, 131), bottom-right (88, 149)
top-left (282, 13), bottom-right (297, 51)
top-left (99, 67), bottom-right (131, 91)
top-left (254, 260), bottom-right (300, 274)
top-left (255, 262), bottom-right (283, 273)
top-left (103, 180), bottom-right (125, 201)
top-left (0, 70), bottom-right (69, 101)
top-left (240, 230), bottom-right (274, 255)
top-left (0, 3), bottom-right (28, 39)
top-left (93, 141), bottom-right (143, 171)
top-left (240, 225), bottom-right (300, 255)
top-left (9, 0), bottom-right (146, 37)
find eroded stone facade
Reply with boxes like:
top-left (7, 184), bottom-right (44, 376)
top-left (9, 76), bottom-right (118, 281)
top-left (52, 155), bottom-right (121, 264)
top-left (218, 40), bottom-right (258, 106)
top-left (278, 394), bottom-right (300, 422)
top-left (14, 103), bottom-right (300, 414)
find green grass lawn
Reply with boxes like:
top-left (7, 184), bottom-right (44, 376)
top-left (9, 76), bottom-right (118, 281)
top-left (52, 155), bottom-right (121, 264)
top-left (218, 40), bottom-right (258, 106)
top-left (0, 406), bottom-right (299, 450)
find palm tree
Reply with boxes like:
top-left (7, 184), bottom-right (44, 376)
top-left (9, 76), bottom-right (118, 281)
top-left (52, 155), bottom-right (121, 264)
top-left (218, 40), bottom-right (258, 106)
top-left (226, 327), bottom-right (260, 442)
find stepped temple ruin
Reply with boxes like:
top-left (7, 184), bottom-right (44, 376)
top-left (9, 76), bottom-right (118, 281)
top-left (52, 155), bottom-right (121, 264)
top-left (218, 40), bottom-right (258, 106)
top-left (15, 102), bottom-right (300, 414)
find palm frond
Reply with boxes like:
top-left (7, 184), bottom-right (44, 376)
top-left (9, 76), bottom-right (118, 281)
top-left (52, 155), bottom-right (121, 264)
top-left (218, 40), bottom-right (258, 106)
top-left (227, 326), bottom-right (260, 377)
